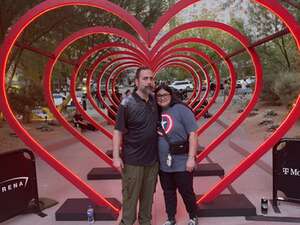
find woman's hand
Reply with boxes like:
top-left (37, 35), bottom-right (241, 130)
top-left (186, 157), bottom-right (195, 172)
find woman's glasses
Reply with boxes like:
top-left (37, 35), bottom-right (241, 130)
top-left (156, 93), bottom-right (171, 98)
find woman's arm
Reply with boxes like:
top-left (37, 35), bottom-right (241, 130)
top-left (186, 131), bottom-right (198, 172)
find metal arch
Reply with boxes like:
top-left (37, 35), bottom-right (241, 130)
top-left (152, 37), bottom-right (237, 119)
top-left (150, 20), bottom-right (263, 165)
top-left (154, 37), bottom-right (237, 134)
top-left (150, 20), bottom-right (252, 56)
top-left (155, 47), bottom-right (222, 120)
top-left (153, 54), bottom-right (207, 108)
top-left (200, 0), bottom-right (300, 203)
top-left (155, 60), bottom-right (202, 105)
top-left (148, 0), bottom-right (199, 46)
top-left (71, 51), bottom-right (143, 134)
top-left (256, 0), bottom-right (300, 49)
top-left (1, 0), bottom-right (300, 209)
top-left (72, 42), bottom-right (146, 127)
top-left (154, 55), bottom-right (203, 106)
top-left (43, 27), bottom-right (148, 171)
top-left (109, 64), bottom-right (141, 105)
top-left (103, 60), bottom-right (142, 110)
top-left (0, 1), bottom-right (150, 212)
top-left (154, 54), bottom-right (207, 106)
top-left (96, 59), bottom-right (142, 116)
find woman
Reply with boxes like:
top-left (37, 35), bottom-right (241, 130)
top-left (155, 84), bottom-right (198, 225)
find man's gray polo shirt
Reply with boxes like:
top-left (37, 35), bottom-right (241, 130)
top-left (115, 91), bottom-right (158, 166)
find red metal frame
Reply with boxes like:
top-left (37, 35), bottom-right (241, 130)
top-left (72, 51), bottom-right (143, 130)
top-left (154, 56), bottom-right (202, 105)
top-left (76, 42), bottom-right (146, 127)
top-left (1, 0), bottom-right (300, 208)
top-left (153, 53), bottom-right (206, 107)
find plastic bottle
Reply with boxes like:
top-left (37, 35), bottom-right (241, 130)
top-left (87, 204), bottom-right (95, 224)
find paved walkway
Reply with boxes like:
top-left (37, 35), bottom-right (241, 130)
top-left (2, 98), bottom-right (300, 225)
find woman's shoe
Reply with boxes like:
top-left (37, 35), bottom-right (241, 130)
top-left (187, 217), bottom-right (198, 225)
top-left (163, 219), bottom-right (176, 225)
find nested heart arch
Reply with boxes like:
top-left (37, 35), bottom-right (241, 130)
top-left (154, 47), bottom-right (221, 110)
top-left (153, 42), bottom-right (237, 129)
top-left (1, 0), bottom-right (300, 211)
top-left (151, 54), bottom-right (206, 107)
top-left (84, 43), bottom-right (145, 126)
top-left (71, 51), bottom-right (143, 133)
top-left (103, 61), bottom-right (141, 110)
top-left (153, 54), bottom-right (205, 107)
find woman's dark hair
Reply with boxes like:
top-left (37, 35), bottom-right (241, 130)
top-left (155, 84), bottom-right (192, 116)
top-left (155, 84), bottom-right (181, 107)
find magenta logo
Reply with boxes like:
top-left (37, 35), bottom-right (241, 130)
top-left (0, 177), bottom-right (29, 193)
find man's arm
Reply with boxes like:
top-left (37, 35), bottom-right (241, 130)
top-left (112, 129), bottom-right (124, 171)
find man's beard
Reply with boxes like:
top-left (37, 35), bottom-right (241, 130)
top-left (141, 85), bottom-right (153, 95)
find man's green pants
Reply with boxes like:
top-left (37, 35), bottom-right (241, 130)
top-left (119, 162), bottom-right (159, 225)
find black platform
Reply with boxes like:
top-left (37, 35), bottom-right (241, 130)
top-left (87, 163), bottom-right (224, 180)
top-left (246, 215), bottom-right (300, 223)
top-left (87, 167), bottom-right (121, 180)
top-left (194, 163), bottom-right (224, 177)
top-left (197, 194), bottom-right (256, 217)
top-left (55, 198), bottom-right (120, 221)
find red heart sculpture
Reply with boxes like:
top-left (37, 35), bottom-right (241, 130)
top-left (1, 0), bottom-right (300, 213)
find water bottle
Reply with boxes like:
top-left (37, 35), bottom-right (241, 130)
top-left (87, 204), bottom-right (95, 224)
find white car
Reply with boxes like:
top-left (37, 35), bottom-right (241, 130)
top-left (169, 80), bottom-right (194, 91)
top-left (52, 93), bottom-right (65, 106)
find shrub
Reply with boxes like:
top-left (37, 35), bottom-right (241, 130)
top-left (273, 71), bottom-right (300, 107)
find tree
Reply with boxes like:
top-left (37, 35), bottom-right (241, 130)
top-left (1, 0), bottom-right (168, 121)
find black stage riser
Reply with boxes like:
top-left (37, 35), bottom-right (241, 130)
top-left (197, 194), bottom-right (256, 217)
top-left (55, 198), bottom-right (121, 221)
top-left (87, 163), bottom-right (224, 180)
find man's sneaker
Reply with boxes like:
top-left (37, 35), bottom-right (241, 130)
top-left (187, 217), bottom-right (198, 225)
top-left (163, 220), bottom-right (176, 225)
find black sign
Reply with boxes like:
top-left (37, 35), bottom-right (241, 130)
top-left (273, 138), bottom-right (300, 204)
top-left (0, 149), bottom-right (39, 222)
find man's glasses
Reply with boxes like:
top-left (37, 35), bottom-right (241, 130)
top-left (156, 93), bottom-right (171, 98)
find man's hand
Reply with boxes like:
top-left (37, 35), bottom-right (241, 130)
top-left (186, 157), bottom-right (195, 172)
top-left (113, 157), bottom-right (124, 172)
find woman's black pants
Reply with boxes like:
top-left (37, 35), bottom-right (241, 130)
top-left (159, 170), bottom-right (197, 220)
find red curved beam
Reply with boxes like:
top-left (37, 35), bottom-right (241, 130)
top-left (97, 59), bottom-right (142, 116)
top-left (155, 61), bottom-right (201, 105)
top-left (153, 54), bottom-right (206, 107)
top-left (151, 21), bottom-right (262, 167)
top-left (75, 42), bottom-right (146, 127)
top-left (151, 37), bottom-right (237, 118)
top-left (72, 51), bottom-right (143, 134)
top-left (199, 0), bottom-right (300, 203)
top-left (156, 47), bottom-right (221, 120)
top-left (104, 61), bottom-right (142, 110)
top-left (154, 49), bottom-right (216, 110)
top-left (148, 0), bottom-right (199, 46)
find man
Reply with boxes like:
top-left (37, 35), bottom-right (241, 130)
top-left (240, 78), bottom-right (248, 96)
top-left (113, 67), bottom-right (159, 225)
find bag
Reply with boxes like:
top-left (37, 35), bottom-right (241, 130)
top-left (169, 141), bottom-right (189, 155)
top-left (157, 121), bottom-right (189, 155)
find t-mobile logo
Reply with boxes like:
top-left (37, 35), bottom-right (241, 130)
top-left (282, 167), bottom-right (300, 176)
top-left (282, 168), bottom-right (289, 175)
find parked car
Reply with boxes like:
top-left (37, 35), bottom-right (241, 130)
top-left (169, 80), bottom-right (193, 91)
top-left (52, 93), bottom-right (65, 106)
top-left (246, 76), bottom-right (255, 87)
top-left (31, 107), bottom-right (54, 121)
